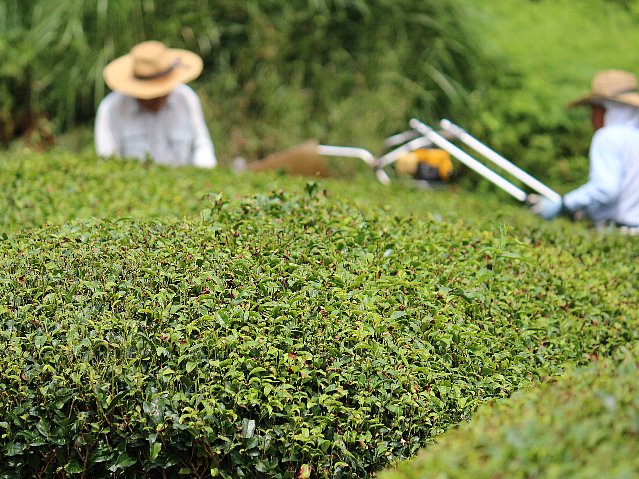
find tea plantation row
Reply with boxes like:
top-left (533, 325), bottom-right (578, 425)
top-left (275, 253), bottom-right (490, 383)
top-left (381, 344), bottom-right (639, 479)
top-left (1, 153), bottom-right (638, 477)
top-left (0, 150), bottom-right (540, 233)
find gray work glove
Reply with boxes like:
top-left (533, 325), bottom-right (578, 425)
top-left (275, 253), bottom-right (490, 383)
top-left (528, 194), bottom-right (564, 220)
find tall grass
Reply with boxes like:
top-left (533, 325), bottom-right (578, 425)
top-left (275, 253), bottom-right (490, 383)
top-left (1, 0), bottom-right (485, 159)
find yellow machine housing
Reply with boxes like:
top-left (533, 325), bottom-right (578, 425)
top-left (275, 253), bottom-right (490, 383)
top-left (395, 148), bottom-right (453, 181)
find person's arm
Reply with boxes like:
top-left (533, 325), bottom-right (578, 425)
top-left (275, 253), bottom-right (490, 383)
top-left (94, 96), bottom-right (120, 158)
top-left (563, 128), bottom-right (623, 213)
top-left (183, 87), bottom-right (217, 169)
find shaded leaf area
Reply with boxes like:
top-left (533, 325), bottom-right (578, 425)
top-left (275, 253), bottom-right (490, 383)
top-left (1, 190), bottom-right (637, 477)
top-left (380, 343), bottom-right (639, 479)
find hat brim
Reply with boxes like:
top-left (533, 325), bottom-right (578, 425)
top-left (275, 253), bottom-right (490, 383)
top-left (568, 92), bottom-right (639, 109)
top-left (103, 49), bottom-right (203, 99)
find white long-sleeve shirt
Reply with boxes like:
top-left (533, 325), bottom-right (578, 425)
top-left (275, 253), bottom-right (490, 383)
top-left (563, 123), bottom-right (639, 226)
top-left (95, 84), bottom-right (217, 168)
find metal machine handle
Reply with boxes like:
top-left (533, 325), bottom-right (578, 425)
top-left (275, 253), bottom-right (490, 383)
top-left (316, 145), bottom-right (377, 168)
top-left (410, 119), bottom-right (529, 202)
top-left (316, 144), bottom-right (391, 184)
top-left (440, 119), bottom-right (562, 203)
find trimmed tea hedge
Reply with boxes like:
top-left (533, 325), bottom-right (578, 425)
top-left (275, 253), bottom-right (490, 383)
top-left (0, 151), bottom-right (295, 233)
top-left (0, 150), bottom-right (540, 234)
top-left (1, 185), bottom-right (638, 477)
top-left (379, 343), bottom-right (639, 479)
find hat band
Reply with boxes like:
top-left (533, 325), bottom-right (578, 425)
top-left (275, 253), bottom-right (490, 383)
top-left (613, 87), bottom-right (638, 95)
top-left (134, 59), bottom-right (181, 80)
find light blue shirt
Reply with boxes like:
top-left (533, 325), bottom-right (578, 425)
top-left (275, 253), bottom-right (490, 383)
top-left (563, 124), bottom-right (639, 226)
top-left (95, 84), bottom-right (217, 168)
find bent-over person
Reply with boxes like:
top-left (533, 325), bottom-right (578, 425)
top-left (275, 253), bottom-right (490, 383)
top-left (95, 41), bottom-right (216, 168)
top-left (532, 69), bottom-right (639, 233)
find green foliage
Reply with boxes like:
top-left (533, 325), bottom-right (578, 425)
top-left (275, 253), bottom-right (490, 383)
top-left (3, 3), bottom-right (639, 475)
top-left (0, 149), bottom-right (260, 233)
top-left (5, 0), bottom-right (639, 187)
top-left (379, 344), bottom-right (639, 479)
top-left (457, 0), bottom-right (639, 187)
top-left (1, 153), bottom-right (638, 477)
top-left (1, 0), bottom-right (483, 159)
top-left (606, 0), bottom-right (634, 10)
top-left (0, 149), bottom-right (545, 234)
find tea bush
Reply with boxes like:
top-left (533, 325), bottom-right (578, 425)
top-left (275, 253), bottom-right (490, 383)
top-left (1, 181), bottom-right (638, 477)
top-left (0, 150), bottom-right (545, 234)
top-left (379, 343), bottom-right (639, 479)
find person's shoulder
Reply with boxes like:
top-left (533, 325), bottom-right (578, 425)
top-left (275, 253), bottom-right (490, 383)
top-left (170, 84), bottom-right (203, 113)
top-left (595, 123), bottom-right (639, 139)
top-left (98, 91), bottom-right (133, 111)
top-left (100, 90), bottom-right (127, 103)
top-left (171, 83), bottom-right (200, 101)
top-left (592, 124), bottom-right (639, 151)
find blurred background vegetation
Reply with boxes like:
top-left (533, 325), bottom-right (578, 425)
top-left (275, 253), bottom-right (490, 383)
top-left (2, 0), bottom-right (639, 189)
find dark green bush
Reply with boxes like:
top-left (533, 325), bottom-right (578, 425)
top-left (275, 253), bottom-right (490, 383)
top-left (1, 182), bottom-right (638, 477)
top-left (379, 344), bottom-right (639, 479)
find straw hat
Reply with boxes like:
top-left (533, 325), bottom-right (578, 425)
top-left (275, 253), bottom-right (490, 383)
top-left (569, 69), bottom-right (639, 108)
top-left (103, 41), bottom-right (203, 99)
